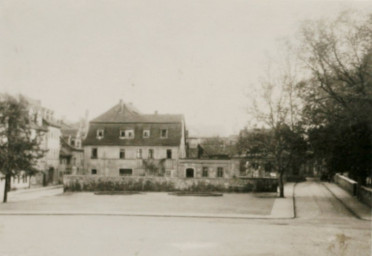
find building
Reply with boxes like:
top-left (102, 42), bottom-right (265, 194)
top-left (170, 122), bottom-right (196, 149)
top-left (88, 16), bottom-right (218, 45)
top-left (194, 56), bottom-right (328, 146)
top-left (59, 122), bottom-right (85, 175)
top-left (20, 95), bottom-right (62, 186)
top-left (0, 94), bottom-right (62, 189)
top-left (186, 135), bottom-right (239, 160)
top-left (82, 100), bottom-right (243, 180)
top-left (83, 100), bottom-right (187, 176)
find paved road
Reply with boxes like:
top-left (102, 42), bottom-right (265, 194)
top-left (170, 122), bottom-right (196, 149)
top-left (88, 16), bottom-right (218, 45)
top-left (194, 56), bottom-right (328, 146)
top-left (0, 181), bottom-right (370, 256)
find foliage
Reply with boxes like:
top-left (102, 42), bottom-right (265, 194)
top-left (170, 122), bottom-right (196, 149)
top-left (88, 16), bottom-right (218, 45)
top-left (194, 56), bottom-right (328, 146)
top-left (142, 159), bottom-right (165, 176)
top-left (296, 11), bottom-right (372, 183)
top-left (0, 94), bottom-right (45, 202)
top-left (64, 177), bottom-right (176, 192)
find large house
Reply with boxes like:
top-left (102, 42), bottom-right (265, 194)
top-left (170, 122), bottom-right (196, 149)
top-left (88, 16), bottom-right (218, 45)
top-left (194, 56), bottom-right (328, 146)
top-left (83, 100), bottom-right (187, 176)
top-left (21, 95), bottom-right (62, 186)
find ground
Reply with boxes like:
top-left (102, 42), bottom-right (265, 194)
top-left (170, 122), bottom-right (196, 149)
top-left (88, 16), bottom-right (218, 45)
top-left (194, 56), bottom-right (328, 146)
top-left (0, 181), bottom-right (370, 256)
top-left (0, 191), bottom-right (276, 216)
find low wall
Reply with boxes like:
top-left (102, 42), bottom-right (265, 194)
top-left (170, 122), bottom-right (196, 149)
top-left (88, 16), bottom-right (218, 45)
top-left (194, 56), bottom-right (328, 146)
top-left (63, 175), bottom-right (278, 193)
top-left (334, 174), bottom-right (357, 196)
top-left (359, 186), bottom-right (372, 208)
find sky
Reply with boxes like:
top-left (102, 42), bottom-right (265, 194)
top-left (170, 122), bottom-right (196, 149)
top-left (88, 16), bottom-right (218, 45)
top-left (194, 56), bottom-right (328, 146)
top-left (1, 0), bottom-right (371, 136)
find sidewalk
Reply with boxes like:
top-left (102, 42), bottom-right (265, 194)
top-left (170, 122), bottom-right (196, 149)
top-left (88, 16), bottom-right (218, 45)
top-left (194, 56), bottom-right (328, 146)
top-left (322, 182), bottom-right (371, 221)
top-left (270, 182), bottom-right (295, 218)
top-left (6, 185), bottom-right (64, 202)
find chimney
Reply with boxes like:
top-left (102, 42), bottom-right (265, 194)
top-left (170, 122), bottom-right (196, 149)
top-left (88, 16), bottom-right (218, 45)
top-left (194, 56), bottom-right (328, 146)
top-left (154, 110), bottom-right (158, 115)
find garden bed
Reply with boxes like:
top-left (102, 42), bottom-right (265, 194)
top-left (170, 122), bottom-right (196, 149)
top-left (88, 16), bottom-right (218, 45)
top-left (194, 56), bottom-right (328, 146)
top-left (94, 191), bottom-right (142, 195)
top-left (169, 192), bottom-right (223, 197)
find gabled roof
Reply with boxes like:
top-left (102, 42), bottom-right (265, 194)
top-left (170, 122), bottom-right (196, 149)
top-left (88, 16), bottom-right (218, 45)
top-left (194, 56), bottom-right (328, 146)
top-left (43, 118), bottom-right (61, 128)
top-left (60, 137), bottom-right (83, 153)
top-left (91, 102), bottom-right (183, 124)
top-left (84, 123), bottom-right (182, 146)
top-left (84, 101), bottom-right (184, 146)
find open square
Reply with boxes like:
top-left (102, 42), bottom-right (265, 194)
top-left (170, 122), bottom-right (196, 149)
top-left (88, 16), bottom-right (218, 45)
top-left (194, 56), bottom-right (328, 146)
top-left (0, 191), bottom-right (276, 216)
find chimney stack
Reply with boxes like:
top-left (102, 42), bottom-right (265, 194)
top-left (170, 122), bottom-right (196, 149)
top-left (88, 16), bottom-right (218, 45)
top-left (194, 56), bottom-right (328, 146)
top-left (154, 110), bottom-right (158, 115)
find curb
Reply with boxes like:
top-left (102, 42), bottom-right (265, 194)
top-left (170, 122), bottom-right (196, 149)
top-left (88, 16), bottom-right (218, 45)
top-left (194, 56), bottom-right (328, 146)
top-left (321, 182), bottom-right (370, 221)
top-left (0, 211), bottom-right (293, 220)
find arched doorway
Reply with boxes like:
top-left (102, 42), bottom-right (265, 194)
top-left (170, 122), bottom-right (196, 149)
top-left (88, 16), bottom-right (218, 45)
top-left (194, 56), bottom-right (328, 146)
top-left (186, 168), bottom-right (194, 178)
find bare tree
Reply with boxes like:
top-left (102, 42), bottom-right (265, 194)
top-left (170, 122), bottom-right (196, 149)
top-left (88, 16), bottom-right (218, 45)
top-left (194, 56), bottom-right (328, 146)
top-left (244, 50), bottom-right (306, 198)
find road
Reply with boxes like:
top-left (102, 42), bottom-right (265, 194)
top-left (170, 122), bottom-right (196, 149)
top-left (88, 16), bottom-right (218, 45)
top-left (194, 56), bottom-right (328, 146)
top-left (0, 181), bottom-right (370, 256)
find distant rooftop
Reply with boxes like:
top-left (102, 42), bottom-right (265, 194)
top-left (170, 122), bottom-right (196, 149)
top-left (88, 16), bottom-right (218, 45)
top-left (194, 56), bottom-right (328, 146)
top-left (91, 100), bottom-right (184, 124)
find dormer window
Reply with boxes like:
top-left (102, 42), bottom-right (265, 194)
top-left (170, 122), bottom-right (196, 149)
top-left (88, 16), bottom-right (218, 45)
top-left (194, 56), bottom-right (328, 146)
top-left (160, 129), bottom-right (168, 138)
top-left (120, 129), bottom-right (134, 139)
top-left (143, 130), bottom-right (150, 138)
top-left (97, 129), bottom-right (104, 139)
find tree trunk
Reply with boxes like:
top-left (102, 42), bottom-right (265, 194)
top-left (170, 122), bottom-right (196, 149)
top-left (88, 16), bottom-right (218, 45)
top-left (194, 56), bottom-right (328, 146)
top-left (3, 174), bottom-right (11, 203)
top-left (278, 171), bottom-right (284, 198)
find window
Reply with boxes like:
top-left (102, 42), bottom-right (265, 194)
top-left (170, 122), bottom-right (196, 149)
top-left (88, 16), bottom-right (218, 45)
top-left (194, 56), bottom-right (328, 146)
top-left (217, 167), bottom-right (224, 178)
top-left (97, 129), bottom-right (104, 139)
top-left (119, 148), bottom-right (125, 159)
top-left (166, 149), bottom-right (172, 159)
top-left (91, 148), bottom-right (98, 159)
top-left (148, 149), bottom-right (154, 159)
top-left (120, 129), bottom-right (134, 139)
top-left (202, 167), bottom-right (209, 177)
top-left (71, 139), bottom-right (75, 146)
top-left (119, 169), bottom-right (132, 176)
top-left (160, 129), bottom-right (168, 138)
top-left (143, 130), bottom-right (150, 138)
top-left (91, 169), bottom-right (97, 175)
top-left (120, 130), bottom-right (125, 138)
top-left (186, 168), bottom-right (194, 178)
top-left (22, 174), bottom-right (27, 183)
top-left (136, 149), bottom-right (142, 159)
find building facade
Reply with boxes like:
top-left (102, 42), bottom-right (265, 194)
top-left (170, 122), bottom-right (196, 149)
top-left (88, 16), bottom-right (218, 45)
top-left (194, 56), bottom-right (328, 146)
top-left (83, 100), bottom-right (187, 176)
top-left (21, 95), bottom-right (62, 185)
top-left (59, 122), bottom-right (86, 175)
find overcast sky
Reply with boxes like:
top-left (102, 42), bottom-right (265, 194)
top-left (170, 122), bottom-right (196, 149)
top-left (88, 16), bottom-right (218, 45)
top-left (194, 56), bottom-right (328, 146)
top-left (1, 0), bottom-right (371, 136)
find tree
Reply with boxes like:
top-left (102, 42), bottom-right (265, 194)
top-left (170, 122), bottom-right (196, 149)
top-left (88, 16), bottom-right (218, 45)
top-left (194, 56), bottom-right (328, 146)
top-left (0, 95), bottom-right (45, 203)
top-left (242, 53), bottom-right (307, 197)
top-left (296, 11), bottom-right (372, 184)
